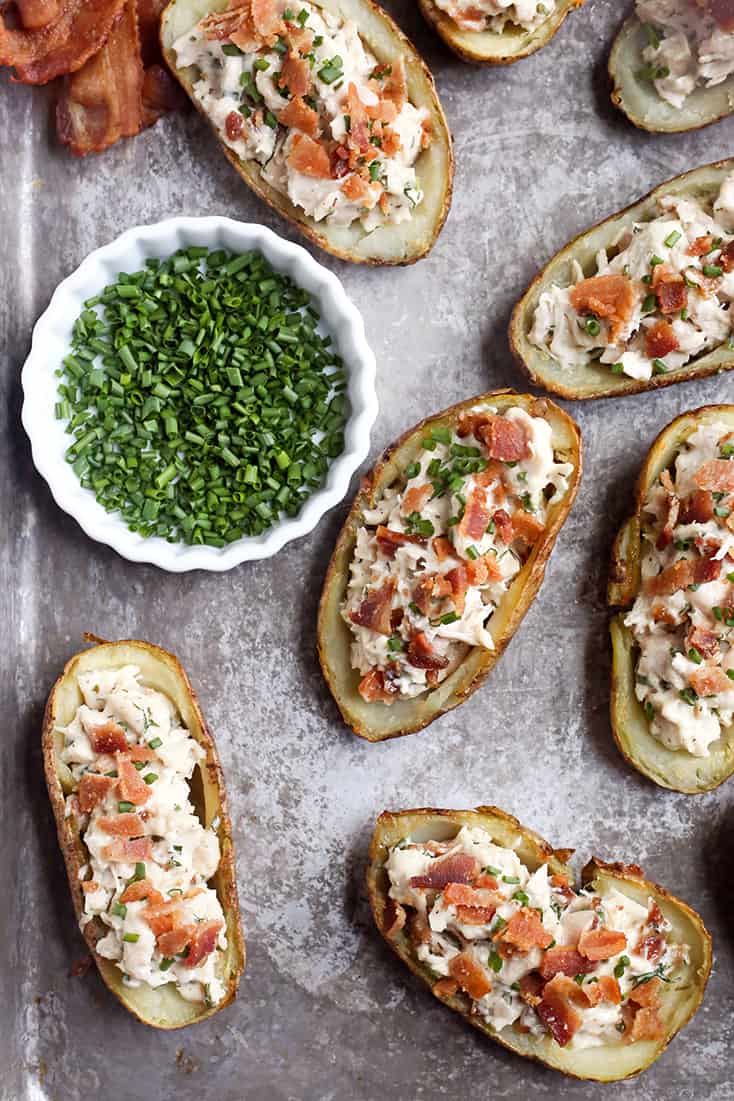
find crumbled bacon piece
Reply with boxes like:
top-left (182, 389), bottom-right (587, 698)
top-left (432, 536), bottom-right (454, 562)
top-left (447, 950), bottom-right (492, 1000)
top-left (656, 490), bottom-right (680, 550)
top-left (117, 752), bottom-right (152, 805)
top-left (406, 631), bottom-right (449, 671)
top-left (629, 976), bottom-right (662, 1008)
top-left (688, 234), bottom-right (713, 256)
top-left (375, 525), bottom-right (426, 557)
top-left (357, 667), bottom-right (398, 704)
top-left (375, 56), bottom-right (407, 113)
top-left (686, 625), bottom-right (720, 660)
top-left (350, 578), bottom-right (396, 636)
top-left (278, 51), bottom-right (310, 97)
top-left (518, 972), bottom-right (545, 1007)
top-left (536, 974), bottom-right (586, 1046)
top-left (412, 573), bottom-right (452, 616)
top-left (407, 910), bottom-right (432, 946)
top-left (577, 925), bottom-right (627, 961)
top-left (383, 899), bottom-right (406, 940)
top-left (402, 483), bottom-right (433, 516)
top-left (585, 974), bottom-right (622, 1005)
top-left (652, 265), bottom-right (688, 315)
top-left (475, 873), bottom-right (499, 889)
top-left (690, 664), bottom-right (733, 697)
top-left (432, 978), bottom-right (459, 999)
top-left (459, 488), bottom-right (491, 541)
top-left (538, 945), bottom-right (595, 981)
top-left (185, 919), bottom-right (223, 967)
top-left (409, 852), bottom-right (479, 890)
top-left (477, 416), bottom-right (529, 462)
top-left (626, 1004), bottom-right (665, 1042)
top-left (569, 273), bottom-right (635, 342)
top-left (345, 81), bottom-right (370, 154)
top-left (644, 554), bottom-right (719, 596)
top-left (445, 564), bottom-right (468, 615)
top-left (143, 898), bottom-right (184, 937)
top-left (493, 509), bottom-right (514, 544)
top-left (120, 877), bottom-right (164, 905)
top-left (721, 239), bottom-right (734, 273)
top-left (225, 110), bottom-right (245, 141)
top-left (466, 554), bottom-right (502, 586)
top-left (443, 882), bottom-right (498, 920)
top-left (694, 458), bottom-right (734, 493)
top-left (78, 773), bottom-right (116, 813)
top-left (156, 925), bottom-right (194, 957)
top-left (495, 908), bottom-right (553, 952)
top-left (709, 0), bottom-right (734, 31)
top-left (90, 721), bottom-right (128, 755)
top-left (287, 133), bottom-right (331, 178)
top-left (127, 743), bottom-right (158, 762)
top-left (511, 510), bottom-right (544, 547)
top-left (102, 836), bottom-right (152, 861)
top-left (81, 880), bottom-right (100, 893)
top-left (645, 319), bottom-right (678, 360)
top-left (97, 812), bottom-right (146, 837)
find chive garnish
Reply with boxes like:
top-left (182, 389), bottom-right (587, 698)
top-left (123, 933), bottom-right (140, 943)
top-left (133, 862), bottom-right (146, 881)
top-left (118, 801), bottom-right (135, 813)
top-left (703, 264), bottom-right (723, 278)
top-left (614, 955), bottom-right (630, 979)
top-left (688, 647), bottom-right (703, 665)
top-left (641, 293), bottom-right (656, 313)
top-left (112, 902), bottom-right (127, 918)
top-left (488, 950), bottom-right (503, 973)
top-left (664, 230), bottom-right (681, 248)
top-left (160, 957), bottom-right (175, 971)
top-left (148, 737), bottom-right (162, 749)
top-left (584, 316), bottom-right (600, 336)
top-left (143, 772), bottom-right (158, 784)
top-left (465, 545), bottom-right (479, 560)
top-left (652, 359), bottom-right (667, 375)
top-left (502, 875), bottom-right (520, 885)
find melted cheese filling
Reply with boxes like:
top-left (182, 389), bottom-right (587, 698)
top-left (60, 665), bottom-right (227, 1006)
top-left (636, 0), bottom-right (734, 109)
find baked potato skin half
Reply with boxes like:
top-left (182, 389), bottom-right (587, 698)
top-left (610, 14), bottom-right (734, 133)
top-left (317, 390), bottom-right (582, 742)
top-left (509, 159), bottom-right (734, 400)
top-left (608, 406), bottom-right (734, 794)
top-left (43, 637), bottom-right (245, 1029)
top-left (367, 806), bottom-right (712, 1082)
top-left (160, 0), bottom-right (453, 266)
top-left (417, 0), bottom-right (585, 65)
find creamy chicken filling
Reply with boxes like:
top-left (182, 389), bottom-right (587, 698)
top-left (342, 404), bottom-right (572, 703)
top-left (60, 665), bottom-right (227, 1006)
top-left (173, 1), bottom-right (431, 231)
top-left (386, 827), bottom-right (685, 1050)
top-left (529, 170), bottom-right (734, 381)
top-left (433, 0), bottom-right (556, 33)
top-left (636, 0), bottom-right (734, 109)
top-left (625, 422), bottom-right (734, 757)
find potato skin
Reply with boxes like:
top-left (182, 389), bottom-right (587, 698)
top-left (317, 390), bottom-right (581, 741)
top-left (367, 806), bottom-right (712, 1081)
top-left (43, 637), bottom-right (245, 1029)
top-left (417, 0), bottom-right (585, 64)
top-left (160, 0), bottom-right (453, 266)
top-left (509, 159), bottom-right (734, 399)
top-left (608, 405), bottom-right (734, 793)
top-left (609, 16), bottom-right (734, 134)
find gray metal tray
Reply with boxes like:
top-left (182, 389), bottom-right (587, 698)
top-left (2, 1), bottom-right (733, 1097)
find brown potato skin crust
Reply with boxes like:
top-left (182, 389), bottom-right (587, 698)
top-left (43, 637), bottom-right (245, 1029)
top-left (417, 0), bottom-right (585, 64)
top-left (367, 806), bottom-right (712, 1082)
top-left (317, 390), bottom-right (582, 741)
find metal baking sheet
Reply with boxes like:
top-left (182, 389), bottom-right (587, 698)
top-left (2, 1), bottom-right (733, 1097)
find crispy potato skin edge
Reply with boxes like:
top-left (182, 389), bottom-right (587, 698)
top-left (417, 0), bottom-right (585, 64)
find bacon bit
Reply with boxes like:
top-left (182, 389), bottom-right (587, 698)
top-left (448, 950), bottom-right (492, 1000)
top-left (686, 625), bottom-right (719, 660)
top-left (598, 974), bottom-right (622, 1004)
top-left (342, 173), bottom-right (374, 203)
top-left (496, 908), bottom-right (553, 952)
top-left (445, 564), bottom-right (468, 615)
top-left (0, 0), bottom-right (126, 85)
top-left (350, 578), bottom-right (396, 636)
top-left (278, 51), bottom-right (310, 97)
top-left (444, 882), bottom-right (498, 912)
top-left (225, 110), bottom-right (245, 141)
top-left (78, 773), bottom-right (116, 813)
top-left (90, 721), bottom-right (128, 755)
top-left (709, 0), bottom-right (734, 31)
top-left (627, 1004), bottom-right (665, 1042)
top-left (406, 631), bottom-right (449, 671)
top-left (402, 483), bottom-right (433, 516)
top-left (493, 509), bottom-right (514, 544)
top-left (474, 460), bottom-right (507, 491)
top-left (536, 974), bottom-right (586, 1046)
top-left (117, 752), bottom-right (152, 805)
top-left (156, 925), bottom-right (194, 957)
top-left (538, 946), bottom-right (595, 981)
top-left (358, 668), bottom-right (397, 703)
top-left (286, 23), bottom-right (313, 53)
top-left (690, 664), bottom-right (733, 697)
top-left (412, 573), bottom-right (453, 615)
top-left (381, 127), bottom-right (401, 157)
top-left (407, 910), bottom-right (432, 946)
top-left (185, 919), bottom-right (223, 967)
top-left (432, 978), bottom-right (459, 999)
top-left (644, 555), bottom-right (719, 597)
top-left (550, 873), bottom-right (575, 900)
top-left (695, 458), bottom-right (734, 493)
top-left (432, 536), bottom-right (454, 562)
top-left (377, 56), bottom-right (407, 112)
top-left (476, 416), bottom-right (529, 462)
top-left (518, 972), bottom-right (545, 1007)
top-left (569, 273), bottom-right (635, 342)
top-left (97, 812), bottom-right (146, 837)
top-left (652, 264), bottom-right (688, 315)
top-left (120, 877), bottom-right (164, 905)
top-left (345, 81), bottom-right (370, 153)
top-left (375, 525), bottom-right (426, 557)
top-left (578, 925), bottom-right (627, 961)
top-left (720, 239), bottom-right (734, 273)
top-left (144, 898), bottom-right (184, 937)
top-left (689, 234), bottom-right (713, 256)
top-left (410, 852), bottom-right (479, 890)
top-left (81, 880), bottom-right (100, 894)
top-left (127, 744), bottom-right (158, 762)
top-left (695, 555), bottom-right (721, 584)
top-left (475, 873), bottom-right (499, 890)
top-left (459, 488), bottom-right (491, 541)
top-left (102, 836), bottom-right (152, 862)
top-left (511, 510), bottom-right (545, 547)
top-left (629, 976), bottom-right (662, 1008)
top-left (456, 412), bottom-right (489, 439)
top-left (383, 898), bottom-right (406, 940)
top-left (645, 319), bottom-right (678, 360)
top-left (287, 133), bottom-right (331, 178)
top-left (466, 554), bottom-right (503, 586)
top-left (656, 490), bottom-right (680, 550)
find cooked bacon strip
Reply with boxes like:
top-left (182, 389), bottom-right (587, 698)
top-left (278, 94), bottom-right (319, 137)
top-left (357, 668), bottom-right (398, 703)
top-left (350, 578), bottom-right (396, 636)
top-left (78, 773), bottom-right (116, 813)
top-left (127, 744), bottom-right (158, 762)
top-left (459, 488), bottom-right (491, 541)
top-left (102, 836), bottom-right (152, 861)
top-left (432, 536), bottom-right (454, 562)
top-left (466, 553), bottom-right (502, 586)
top-left (16, 0), bottom-right (60, 29)
top-left (412, 573), bottom-right (452, 616)
top-left (278, 51), bottom-right (310, 97)
top-left (409, 852), bottom-right (479, 890)
top-left (644, 554), bottom-right (719, 597)
top-left (406, 631), bottom-right (449, 671)
top-left (225, 110), bottom-right (245, 141)
top-left (585, 974), bottom-right (622, 1006)
top-left (432, 977), bottom-right (459, 998)
top-left (518, 972), bottom-right (545, 1007)
top-left (645, 319), bottom-right (678, 360)
top-left (143, 898), bottom-right (184, 936)
top-left (185, 919), bottom-right (223, 967)
top-left (721, 239), bottom-right (734, 273)
top-left (287, 133), bottom-right (332, 178)
top-left (120, 877), bottom-right (164, 905)
top-left (383, 899), bottom-right (406, 940)
top-left (477, 416), bottom-right (529, 462)
top-left (141, 62), bottom-right (184, 126)
top-left (688, 234), bottom-right (713, 256)
top-left (511, 510), bottom-right (544, 546)
top-left (402, 483), bottom-right (433, 516)
top-left (626, 1004), bottom-right (665, 1042)
top-left (569, 273), bottom-right (635, 342)
top-left (117, 752), bottom-right (152, 805)
top-left (97, 812), bottom-right (146, 837)
top-left (0, 0), bottom-right (126, 84)
top-left (375, 525), bottom-right (426, 557)
top-left (493, 508), bottom-right (514, 544)
top-left (709, 0), bottom-right (734, 30)
top-left (156, 925), bottom-right (195, 957)
top-left (686, 625), bottom-right (720, 660)
top-left (538, 945), bottom-right (595, 981)
top-left (656, 488), bottom-right (680, 550)
top-left (690, 664), bottom-right (733, 697)
top-left (447, 950), bottom-right (492, 1000)
top-left (694, 458), bottom-right (734, 493)
top-left (577, 925), bottom-right (627, 961)
top-left (536, 974), bottom-right (586, 1046)
top-left (443, 883), bottom-right (498, 911)
top-left (495, 908), bottom-right (553, 952)
top-left (90, 721), bottom-right (128, 755)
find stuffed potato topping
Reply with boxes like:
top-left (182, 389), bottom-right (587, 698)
top-left (161, 0), bottom-right (453, 264)
top-left (318, 391), bottom-right (581, 741)
top-left (368, 807), bottom-right (712, 1080)
top-left (43, 638), bottom-right (245, 1027)
top-left (417, 0), bottom-right (585, 65)
top-left (610, 406), bottom-right (734, 792)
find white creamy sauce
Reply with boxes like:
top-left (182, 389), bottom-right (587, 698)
top-left (636, 0), bottom-right (734, 108)
top-left (529, 170), bottom-right (734, 380)
top-left (433, 0), bottom-right (556, 32)
top-left (59, 665), bottom-right (227, 1005)
top-left (387, 827), bottom-right (685, 1048)
top-left (625, 422), bottom-right (734, 756)
top-left (172, 3), bottom-right (430, 230)
top-left (342, 404), bottom-right (572, 700)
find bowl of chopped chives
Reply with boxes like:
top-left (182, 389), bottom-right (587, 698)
top-left (21, 217), bottom-right (378, 569)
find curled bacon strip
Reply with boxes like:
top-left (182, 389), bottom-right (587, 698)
top-left (0, 0), bottom-right (126, 83)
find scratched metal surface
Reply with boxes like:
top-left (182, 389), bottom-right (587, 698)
top-left (2, 1), bottom-right (734, 1097)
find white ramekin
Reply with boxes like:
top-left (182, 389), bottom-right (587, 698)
top-left (21, 217), bottom-right (378, 570)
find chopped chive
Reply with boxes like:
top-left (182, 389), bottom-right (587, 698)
top-left (584, 316), bottom-right (600, 336)
top-left (652, 359), bottom-right (667, 375)
top-left (112, 902), bottom-right (127, 918)
top-left (488, 950), bottom-right (503, 973)
top-left (688, 648), bottom-right (703, 664)
top-left (148, 737), bottom-right (162, 749)
top-left (465, 545), bottom-right (479, 560)
top-left (160, 957), bottom-right (175, 971)
top-left (614, 955), bottom-right (630, 979)
top-left (641, 293), bottom-right (657, 313)
top-left (123, 932), bottom-right (140, 943)
top-left (143, 772), bottom-right (158, 784)
top-left (118, 801), bottom-right (135, 813)
top-left (502, 875), bottom-right (520, 885)
top-left (703, 264), bottom-right (723, 278)
top-left (133, 862), bottom-right (146, 881)
top-left (664, 230), bottom-right (681, 248)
